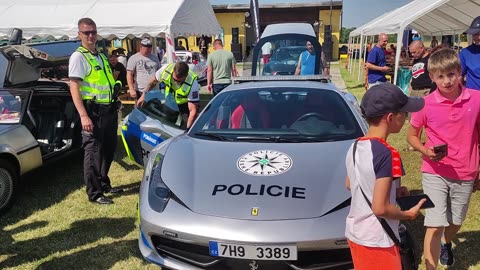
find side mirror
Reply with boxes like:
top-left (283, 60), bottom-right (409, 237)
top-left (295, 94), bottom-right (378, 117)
top-left (140, 119), bottom-right (164, 134)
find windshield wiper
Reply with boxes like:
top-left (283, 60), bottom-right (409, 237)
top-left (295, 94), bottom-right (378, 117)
top-left (193, 131), bottom-right (232, 141)
top-left (234, 136), bottom-right (335, 143)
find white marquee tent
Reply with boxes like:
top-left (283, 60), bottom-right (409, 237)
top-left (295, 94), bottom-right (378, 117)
top-left (348, 0), bottom-right (480, 84)
top-left (0, 0), bottom-right (221, 63)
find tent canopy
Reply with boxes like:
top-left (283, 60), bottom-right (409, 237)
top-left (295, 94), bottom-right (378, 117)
top-left (0, 0), bottom-right (221, 39)
top-left (350, 0), bottom-right (480, 37)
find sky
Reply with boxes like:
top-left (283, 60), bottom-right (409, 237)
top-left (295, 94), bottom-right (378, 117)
top-left (209, 0), bottom-right (414, 29)
top-left (343, 0), bottom-right (412, 28)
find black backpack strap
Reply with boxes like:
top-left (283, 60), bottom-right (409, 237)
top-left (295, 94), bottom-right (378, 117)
top-left (352, 139), bottom-right (400, 246)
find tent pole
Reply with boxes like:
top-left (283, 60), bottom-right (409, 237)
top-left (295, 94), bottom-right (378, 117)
top-left (457, 34), bottom-right (461, 52)
top-left (348, 37), bottom-right (356, 73)
top-left (357, 33), bottom-right (364, 81)
top-left (165, 26), bottom-right (175, 64)
top-left (350, 36), bottom-right (356, 74)
top-left (347, 36), bottom-right (352, 72)
top-left (393, 29), bottom-right (403, 86)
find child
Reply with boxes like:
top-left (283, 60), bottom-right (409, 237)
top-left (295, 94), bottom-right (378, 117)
top-left (345, 83), bottom-right (425, 270)
top-left (407, 48), bottom-right (480, 269)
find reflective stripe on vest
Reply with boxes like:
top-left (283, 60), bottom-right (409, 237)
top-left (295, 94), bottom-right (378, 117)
top-left (161, 63), bottom-right (198, 105)
top-left (76, 47), bottom-right (116, 103)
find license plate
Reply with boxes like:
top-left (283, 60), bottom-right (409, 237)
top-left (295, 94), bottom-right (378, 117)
top-left (208, 241), bottom-right (297, 260)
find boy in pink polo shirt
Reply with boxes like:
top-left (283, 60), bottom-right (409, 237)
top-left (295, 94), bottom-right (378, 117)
top-left (408, 48), bottom-right (480, 269)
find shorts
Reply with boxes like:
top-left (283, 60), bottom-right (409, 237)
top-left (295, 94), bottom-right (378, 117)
top-left (348, 239), bottom-right (401, 270)
top-left (368, 80), bottom-right (388, 89)
top-left (422, 173), bottom-right (474, 227)
top-left (409, 88), bottom-right (430, 97)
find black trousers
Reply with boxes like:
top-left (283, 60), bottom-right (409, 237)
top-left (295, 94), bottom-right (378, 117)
top-left (82, 104), bottom-right (118, 201)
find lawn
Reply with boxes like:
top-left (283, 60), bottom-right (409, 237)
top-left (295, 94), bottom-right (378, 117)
top-left (1, 64), bottom-right (480, 270)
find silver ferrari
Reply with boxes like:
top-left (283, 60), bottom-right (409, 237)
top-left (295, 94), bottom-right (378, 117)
top-left (138, 77), bottom-right (367, 270)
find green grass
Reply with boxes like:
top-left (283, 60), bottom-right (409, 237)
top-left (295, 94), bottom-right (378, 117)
top-left (1, 64), bottom-right (480, 269)
top-left (341, 61), bottom-right (480, 270)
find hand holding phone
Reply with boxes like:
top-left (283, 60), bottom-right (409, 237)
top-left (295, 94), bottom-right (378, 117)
top-left (397, 194), bottom-right (435, 211)
top-left (433, 143), bottom-right (448, 155)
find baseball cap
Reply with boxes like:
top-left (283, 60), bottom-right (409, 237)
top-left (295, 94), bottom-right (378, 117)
top-left (465, 16), bottom-right (480, 35)
top-left (360, 84), bottom-right (424, 118)
top-left (140, 38), bottom-right (152, 47)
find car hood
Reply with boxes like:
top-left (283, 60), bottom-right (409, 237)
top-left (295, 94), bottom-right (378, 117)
top-left (161, 136), bottom-right (352, 220)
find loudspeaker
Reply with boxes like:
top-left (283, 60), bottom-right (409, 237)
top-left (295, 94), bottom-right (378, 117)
top-left (323, 42), bottom-right (333, 62)
top-left (231, 43), bottom-right (243, 62)
top-left (232, 28), bottom-right (239, 44)
top-left (324, 25), bottom-right (332, 43)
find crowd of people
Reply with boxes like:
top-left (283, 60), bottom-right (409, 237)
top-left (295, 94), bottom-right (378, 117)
top-left (347, 16), bottom-right (480, 270)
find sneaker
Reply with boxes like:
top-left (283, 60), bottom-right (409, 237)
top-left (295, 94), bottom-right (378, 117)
top-left (440, 242), bottom-right (455, 267)
top-left (104, 187), bottom-right (124, 194)
top-left (91, 196), bottom-right (114, 205)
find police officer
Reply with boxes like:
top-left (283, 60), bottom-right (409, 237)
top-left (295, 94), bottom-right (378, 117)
top-left (137, 62), bottom-right (200, 128)
top-left (69, 17), bottom-right (123, 204)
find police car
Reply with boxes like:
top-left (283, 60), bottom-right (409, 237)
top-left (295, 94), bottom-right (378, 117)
top-left (133, 75), bottom-right (366, 270)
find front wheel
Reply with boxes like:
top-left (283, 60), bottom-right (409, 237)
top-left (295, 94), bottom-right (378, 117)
top-left (0, 159), bottom-right (19, 215)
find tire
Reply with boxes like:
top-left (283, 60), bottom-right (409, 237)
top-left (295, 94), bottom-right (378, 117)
top-left (0, 159), bottom-right (18, 215)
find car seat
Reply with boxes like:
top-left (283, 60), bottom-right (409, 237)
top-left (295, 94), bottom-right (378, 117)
top-left (231, 93), bottom-right (270, 129)
top-left (33, 98), bottom-right (66, 153)
top-left (289, 92), bottom-right (329, 125)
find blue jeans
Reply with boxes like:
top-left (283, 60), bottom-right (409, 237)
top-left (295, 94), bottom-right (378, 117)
top-left (213, 84), bottom-right (230, 96)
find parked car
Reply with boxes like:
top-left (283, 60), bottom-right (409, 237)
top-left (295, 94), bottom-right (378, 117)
top-left (251, 23), bottom-right (324, 76)
top-left (131, 76), bottom-right (366, 269)
top-left (161, 51), bottom-right (207, 85)
top-left (262, 46), bottom-right (305, 76)
top-left (0, 41), bottom-right (83, 214)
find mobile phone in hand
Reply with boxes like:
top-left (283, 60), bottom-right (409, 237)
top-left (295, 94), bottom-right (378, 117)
top-left (396, 194), bottom-right (435, 211)
top-left (433, 143), bottom-right (448, 155)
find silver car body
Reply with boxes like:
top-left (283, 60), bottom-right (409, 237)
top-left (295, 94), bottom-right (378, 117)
top-left (137, 79), bottom-right (366, 270)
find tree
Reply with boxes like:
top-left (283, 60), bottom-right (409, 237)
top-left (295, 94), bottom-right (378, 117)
top-left (340, 27), bottom-right (356, 43)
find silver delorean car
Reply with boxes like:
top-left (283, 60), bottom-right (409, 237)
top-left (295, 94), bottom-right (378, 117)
top-left (136, 76), bottom-right (367, 270)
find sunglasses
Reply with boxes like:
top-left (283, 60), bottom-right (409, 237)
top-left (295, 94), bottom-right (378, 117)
top-left (80, 30), bottom-right (97, 36)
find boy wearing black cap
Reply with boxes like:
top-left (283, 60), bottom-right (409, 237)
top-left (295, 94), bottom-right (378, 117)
top-left (460, 16), bottom-right (480, 90)
top-left (345, 84), bottom-right (425, 269)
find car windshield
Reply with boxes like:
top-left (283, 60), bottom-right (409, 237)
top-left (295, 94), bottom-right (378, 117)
top-left (0, 90), bottom-right (28, 124)
top-left (270, 46), bottom-right (305, 62)
top-left (189, 87), bottom-right (363, 142)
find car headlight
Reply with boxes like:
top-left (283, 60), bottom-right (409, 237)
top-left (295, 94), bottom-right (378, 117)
top-left (148, 153), bottom-right (171, 213)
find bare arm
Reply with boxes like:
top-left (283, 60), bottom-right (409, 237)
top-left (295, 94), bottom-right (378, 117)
top-left (231, 63), bottom-right (238, 77)
top-left (207, 65), bottom-right (213, 93)
top-left (407, 124), bottom-right (445, 161)
top-left (113, 70), bottom-right (120, 80)
top-left (186, 102), bottom-right (198, 129)
top-left (136, 76), bottom-right (159, 107)
top-left (372, 177), bottom-right (424, 221)
top-left (127, 70), bottom-right (136, 98)
top-left (345, 176), bottom-right (351, 191)
top-left (365, 62), bottom-right (390, 72)
top-left (69, 79), bottom-right (93, 132)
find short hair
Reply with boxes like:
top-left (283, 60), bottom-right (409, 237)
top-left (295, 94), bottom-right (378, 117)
top-left (174, 62), bottom-right (189, 78)
top-left (214, 39), bottom-right (223, 46)
top-left (365, 115), bottom-right (384, 125)
top-left (428, 48), bottom-right (461, 75)
top-left (78, 18), bottom-right (96, 28)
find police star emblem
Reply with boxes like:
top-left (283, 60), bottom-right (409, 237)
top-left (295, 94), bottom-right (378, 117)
top-left (251, 207), bottom-right (259, 216)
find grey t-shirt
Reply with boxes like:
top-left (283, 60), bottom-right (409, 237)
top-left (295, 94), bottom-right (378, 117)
top-left (207, 49), bottom-right (236, 84)
top-left (126, 53), bottom-right (160, 92)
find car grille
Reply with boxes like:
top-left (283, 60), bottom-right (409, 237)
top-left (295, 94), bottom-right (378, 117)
top-left (151, 236), bottom-right (352, 270)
